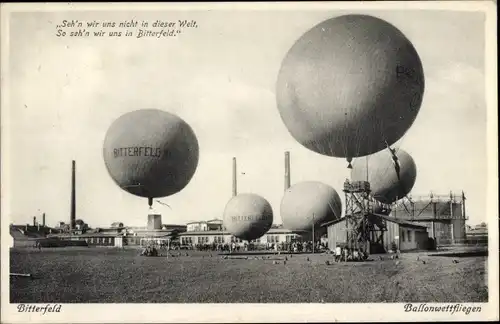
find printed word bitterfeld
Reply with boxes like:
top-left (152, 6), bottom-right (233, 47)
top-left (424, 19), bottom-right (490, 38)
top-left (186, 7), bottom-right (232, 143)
top-left (136, 29), bottom-right (179, 38)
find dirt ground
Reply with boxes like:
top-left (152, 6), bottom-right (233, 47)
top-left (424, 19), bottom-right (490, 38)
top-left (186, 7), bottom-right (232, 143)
top-left (9, 247), bottom-right (488, 303)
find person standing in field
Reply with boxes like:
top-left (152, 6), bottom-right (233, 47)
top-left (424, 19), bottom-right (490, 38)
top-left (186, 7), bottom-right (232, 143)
top-left (335, 246), bottom-right (342, 262)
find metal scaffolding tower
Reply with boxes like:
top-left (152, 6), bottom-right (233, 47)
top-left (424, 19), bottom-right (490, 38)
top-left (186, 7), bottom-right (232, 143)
top-left (343, 179), bottom-right (373, 253)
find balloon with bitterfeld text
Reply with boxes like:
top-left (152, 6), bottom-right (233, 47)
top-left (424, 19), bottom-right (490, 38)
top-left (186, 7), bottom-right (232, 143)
top-left (103, 109), bottom-right (199, 199)
top-left (223, 193), bottom-right (273, 241)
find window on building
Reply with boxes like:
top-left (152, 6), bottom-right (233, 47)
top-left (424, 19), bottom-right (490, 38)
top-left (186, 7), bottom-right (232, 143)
top-left (267, 235), bottom-right (279, 243)
top-left (231, 236), bottom-right (242, 243)
top-left (401, 231), bottom-right (405, 242)
top-left (407, 230), bottom-right (412, 242)
top-left (198, 236), bottom-right (209, 244)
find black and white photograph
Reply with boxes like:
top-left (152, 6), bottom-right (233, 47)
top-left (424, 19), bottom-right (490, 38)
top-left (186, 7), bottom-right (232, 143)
top-left (1, 1), bottom-right (498, 323)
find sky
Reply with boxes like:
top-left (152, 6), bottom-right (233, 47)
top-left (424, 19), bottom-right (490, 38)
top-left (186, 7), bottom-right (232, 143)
top-left (4, 8), bottom-right (490, 228)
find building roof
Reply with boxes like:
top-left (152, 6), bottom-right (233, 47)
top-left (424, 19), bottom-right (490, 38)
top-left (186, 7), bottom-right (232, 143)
top-left (179, 228), bottom-right (308, 236)
top-left (186, 221), bottom-right (207, 225)
top-left (48, 232), bottom-right (121, 238)
top-left (374, 213), bottom-right (429, 229)
top-left (466, 228), bottom-right (488, 235)
top-left (179, 230), bottom-right (230, 236)
top-left (48, 230), bottom-right (176, 238)
top-left (321, 213), bottom-right (428, 230)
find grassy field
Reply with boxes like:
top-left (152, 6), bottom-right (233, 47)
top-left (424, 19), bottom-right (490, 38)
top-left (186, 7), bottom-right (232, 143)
top-left (10, 247), bottom-right (488, 303)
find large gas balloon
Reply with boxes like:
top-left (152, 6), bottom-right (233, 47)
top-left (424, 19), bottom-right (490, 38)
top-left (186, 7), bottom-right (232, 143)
top-left (281, 181), bottom-right (342, 232)
top-left (351, 148), bottom-right (416, 204)
top-left (276, 14), bottom-right (425, 162)
top-left (103, 109), bottom-right (199, 199)
top-left (223, 193), bottom-right (273, 241)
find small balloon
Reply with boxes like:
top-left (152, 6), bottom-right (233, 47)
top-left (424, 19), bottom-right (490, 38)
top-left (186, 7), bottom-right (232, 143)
top-left (223, 193), bottom-right (273, 241)
top-left (351, 148), bottom-right (417, 204)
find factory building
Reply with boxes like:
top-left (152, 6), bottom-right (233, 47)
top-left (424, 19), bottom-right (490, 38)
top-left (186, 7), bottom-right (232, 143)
top-left (389, 193), bottom-right (468, 245)
top-left (322, 213), bottom-right (429, 253)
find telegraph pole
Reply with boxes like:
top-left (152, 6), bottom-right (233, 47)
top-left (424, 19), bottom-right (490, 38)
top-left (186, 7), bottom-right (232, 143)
top-left (312, 213), bottom-right (315, 254)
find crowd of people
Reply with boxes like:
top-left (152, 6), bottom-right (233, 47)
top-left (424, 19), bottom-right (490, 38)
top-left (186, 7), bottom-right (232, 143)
top-left (140, 241), bottom-right (374, 261)
top-left (334, 246), bottom-right (369, 262)
top-left (180, 241), bottom-right (328, 253)
top-left (140, 240), bottom-right (328, 253)
top-left (140, 245), bottom-right (159, 256)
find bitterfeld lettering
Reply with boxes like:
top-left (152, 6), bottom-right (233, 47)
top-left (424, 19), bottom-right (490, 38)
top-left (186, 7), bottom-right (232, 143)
top-left (17, 304), bottom-right (62, 315)
top-left (136, 29), bottom-right (178, 38)
top-left (113, 147), bottom-right (162, 158)
top-left (231, 215), bottom-right (270, 222)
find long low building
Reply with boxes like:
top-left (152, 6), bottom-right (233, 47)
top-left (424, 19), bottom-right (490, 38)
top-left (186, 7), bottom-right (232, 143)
top-left (322, 213), bottom-right (430, 254)
top-left (178, 227), bottom-right (315, 247)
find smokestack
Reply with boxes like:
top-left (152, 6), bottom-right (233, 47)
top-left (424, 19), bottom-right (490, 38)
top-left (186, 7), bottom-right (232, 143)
top-left (33, 216), bottom-right (37, 227)
top-left (284, 151), bottom-right (291, 191)
top-left (42, 213), bottom-right (46, 227)
top-left (71, 160), bottom-right (76, 230)
top-left (147, 214), bottom-right (162, 230)
top-left (232, 157), bottom-right (237, 197)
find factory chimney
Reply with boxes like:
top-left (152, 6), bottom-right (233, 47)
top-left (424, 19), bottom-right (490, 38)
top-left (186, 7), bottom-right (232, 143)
top-left (232, 157), bottom-right (237, 197)
top-left (70, 160), bottom-right (76, 231)
top-left (42, 213), bottom-right (46, 227)
top-left (33, 216), bottom-right (37, 227)
top-left (284, 151), bottom-right (291, 191)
